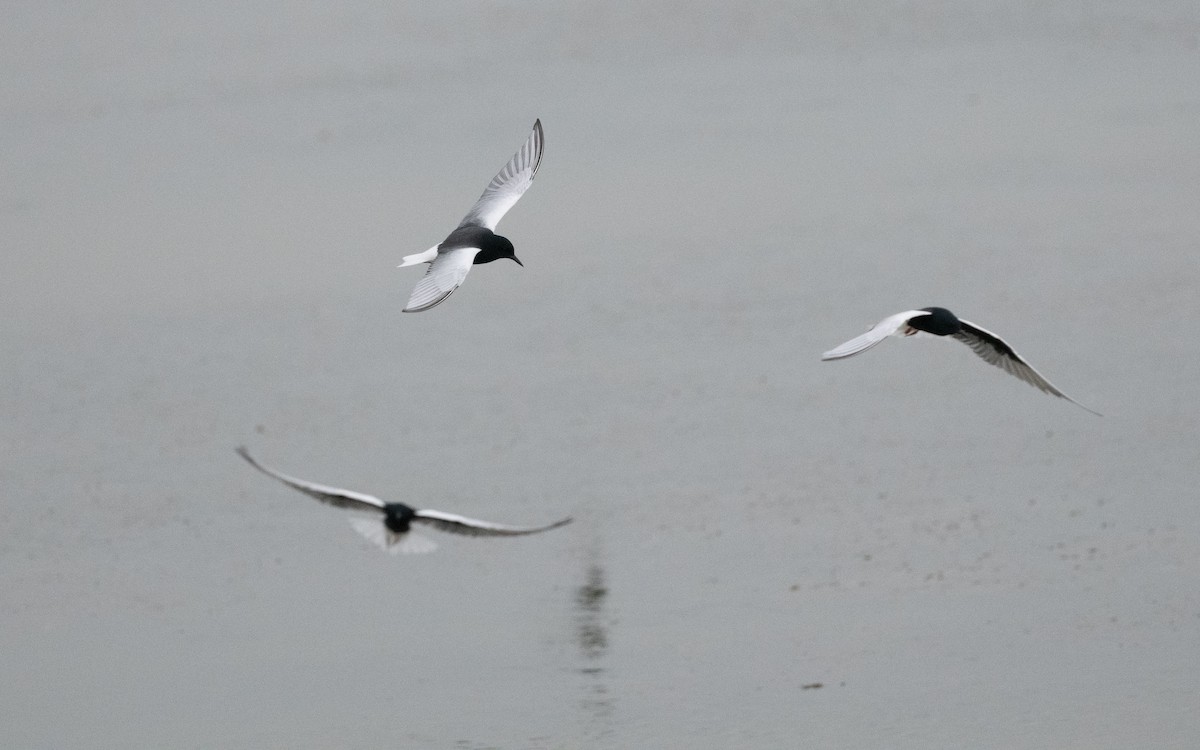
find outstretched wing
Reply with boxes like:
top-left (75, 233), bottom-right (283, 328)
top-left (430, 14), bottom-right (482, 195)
top-left (413, 509), bottom-right (572, 538)
top-left (403, 246), bottom-right (480, 312)
top-left (235, 447), bottom-right (387, 513)
top-left (953, 321), bottom-right (1101, 415)
top-left (821, 310), bottom-right (932, 360)
top-left (456, 119), bottom-right (544, 231)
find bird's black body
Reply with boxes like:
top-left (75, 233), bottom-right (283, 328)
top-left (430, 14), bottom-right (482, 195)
top-left (383, 504), bottom-right (416, 535)
top-left (440, 226), bottom-right (521, 266)
top-left (909, 307), bottom-right (963, 336)
top-left (909, 308), bottom-right (1018, 358)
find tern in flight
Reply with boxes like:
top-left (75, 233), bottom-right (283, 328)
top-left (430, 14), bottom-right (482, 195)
top-left (399, 119), bottom-right (544, 312)
top-left (822, 307), bottom-right (1099, 415)
top-left (236, 447), bottom-right (572, 554)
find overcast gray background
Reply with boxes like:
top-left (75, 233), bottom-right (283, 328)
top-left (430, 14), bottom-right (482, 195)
top-left (3, 2), bottom-right (1198, 748)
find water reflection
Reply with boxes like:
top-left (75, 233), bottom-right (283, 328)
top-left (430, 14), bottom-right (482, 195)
top-left (576, 564), bottom-right (608, 659)
top-left (575, 557), bottom-right (613, 740)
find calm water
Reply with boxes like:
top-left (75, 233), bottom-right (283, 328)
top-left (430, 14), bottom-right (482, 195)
top-left (3, 2), bottom-right (1199, 747)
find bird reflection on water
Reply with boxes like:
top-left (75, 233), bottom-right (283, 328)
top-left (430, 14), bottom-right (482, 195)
top-left (575, 560), bottom-right (613, 740)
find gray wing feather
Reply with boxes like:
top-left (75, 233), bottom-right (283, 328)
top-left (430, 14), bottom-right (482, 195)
top-left (953, 321), bottom-right (1100, 415)
top-left (413, 509), bottom-right (572, 538)
top-left (456, 120), bottom-right (543, 231)
top-left (235, 447), bottom-right (387, 513)
top-left (403, 246), bottom-right (479, 312)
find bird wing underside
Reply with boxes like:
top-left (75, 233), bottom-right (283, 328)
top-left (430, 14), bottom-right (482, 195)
top-left (456, 119), bottom-right (544, 232)
top-left (413, 509), bottom-right (572, 537)
top-left (236, 447), bottom-right (386, 513)
top-left (953, 321), bottom-right (1100, 415)
top-left (821, 310), bottom-right (931, 360)
top-left (403, 246), bottom-right (480, 312)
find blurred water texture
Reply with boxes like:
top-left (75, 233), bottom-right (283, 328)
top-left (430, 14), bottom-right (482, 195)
top-left (2, 2), bottom-right (1198, 747)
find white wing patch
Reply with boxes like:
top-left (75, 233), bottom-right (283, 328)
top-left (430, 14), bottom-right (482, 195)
top-left (457, 119), bottom-right (544, 231)
top-left (403, 246), bottom-right (480, 313)
top-left (821, 310), bottom-right (931, 360)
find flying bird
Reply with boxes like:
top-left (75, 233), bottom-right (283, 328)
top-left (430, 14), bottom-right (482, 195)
top-left (235, 447), bottom-right (572, 554)
top-left (821, 307), bottom-right (1099, 415)
top-left (399, 119), bottom-right (544, 312)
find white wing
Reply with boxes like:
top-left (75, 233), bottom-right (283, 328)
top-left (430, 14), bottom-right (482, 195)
top-left (414, 509), bottom-right (572, 538)
top-left (456, 119), bottom-right (543, 231)
top-left (403, 246), bottom-right (480, 313)
top-left (954, 320), bottom-right (1101, 415)
top-left (821, 310), bottom-right (932, 360)
top-left (236, 447), bottom-right (386, 513)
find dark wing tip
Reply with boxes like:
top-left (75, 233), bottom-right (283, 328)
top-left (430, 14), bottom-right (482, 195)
top-left (521, 516), bottom-right (572, 535)
top-left (530, 119), bottom-right (544, 178)
top-left (402, 287), bottom-right (456, 313)
top-left (1067, 398), bottom-right (1104, 417)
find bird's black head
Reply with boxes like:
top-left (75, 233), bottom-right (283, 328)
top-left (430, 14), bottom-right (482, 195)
top-left (911, 307), bottom-right (962, 336)
top-left (474, 234), bottom-right (523, 267)
top-left (383, 504), bottom-right (416, 534)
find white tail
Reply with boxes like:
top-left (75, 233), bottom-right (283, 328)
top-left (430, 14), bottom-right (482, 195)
top-left (349, 517), bottom-right (392, 550)
top-left (398, 245), bottom-right (439, 268)
top-left (393, 533), bottom-right (438, 555)
top-left (348, 518), bottom-right (438, 554)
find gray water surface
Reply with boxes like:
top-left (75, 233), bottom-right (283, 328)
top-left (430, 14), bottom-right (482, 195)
top-left (3, 2), bottom-right (1199, 748)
